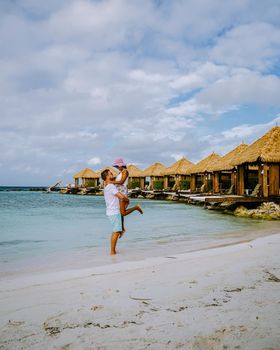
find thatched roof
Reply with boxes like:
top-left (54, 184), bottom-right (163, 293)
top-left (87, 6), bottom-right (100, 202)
top-left (164, 157), bottom-right (193, 175)
top-left (143, 162), bottom-right (166, 177)
top-left (73, 168), bottom-right (99, 179)
top-left (233, 126), bottom-right (280, 165)
top-left (208, 143), bottom-right (248, 172)
top-left (127, 164), bottom-right (145, 177)
top-left (189, 152), bottom-right (221, 174)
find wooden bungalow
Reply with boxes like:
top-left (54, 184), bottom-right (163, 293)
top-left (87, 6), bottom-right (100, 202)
top-left (163, 157), bottom-right (193, 190)
top-left (143, 162), bottom-right (166, 190)
top-left (233, 126), bottom-right (280, 197)
top-left (189, 153), bottom-right (221, 192)
top-left (208, 143), bottom-right (248, 193)
top-left (127, 164), bottom-right (145, 189)
top-left (73, 168), bottom-right (100, 187)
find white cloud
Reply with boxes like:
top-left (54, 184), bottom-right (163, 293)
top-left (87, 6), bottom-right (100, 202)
top-left (171, 153), bottom-right (185, 161)
top-left (0, 0), bottom-right (280, 185)
top-left (170, 62), bottom-right (228, 91)
top-left (87, 157), bottom-right (101, 166)
top-left (210, 22), bottom-right (280, 71)
top-left (201, 115), bottom-right (280, 158)
top-left (221, 115), bottom-right (280, 140)
top-left (197, 71), bottom-right (280, 108)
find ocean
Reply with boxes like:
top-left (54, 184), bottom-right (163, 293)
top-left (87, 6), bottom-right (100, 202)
top-left (0, 190), bottom-right (278, 277)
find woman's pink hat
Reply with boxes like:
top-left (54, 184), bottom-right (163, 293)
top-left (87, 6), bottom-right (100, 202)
top-left (113, 158), bottom-right (127, 167)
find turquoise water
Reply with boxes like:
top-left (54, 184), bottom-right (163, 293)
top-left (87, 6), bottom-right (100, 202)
top-left (0, 192), bottom-right (278, 275)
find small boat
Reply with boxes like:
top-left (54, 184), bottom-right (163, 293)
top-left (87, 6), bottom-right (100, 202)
top-left (46, 181), bottom-right (63, 193)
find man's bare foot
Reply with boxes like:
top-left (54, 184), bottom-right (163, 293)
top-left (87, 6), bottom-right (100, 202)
top-left (110, 251), bottom-right (117, 255)
top-left (137, 205), bottom-right (144, 214)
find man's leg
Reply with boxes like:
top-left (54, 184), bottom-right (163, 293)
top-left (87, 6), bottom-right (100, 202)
top-left (111, 232), bottom-right (120, 255)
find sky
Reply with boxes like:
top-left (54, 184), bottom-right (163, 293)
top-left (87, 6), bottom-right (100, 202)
top-left (0, 0), bottom-right (280, 186)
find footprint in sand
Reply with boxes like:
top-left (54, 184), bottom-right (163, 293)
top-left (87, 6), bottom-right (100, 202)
top-left (8, 320), bottom-right (25, 326)
top-left (91, 305), bottom-right (104, 311)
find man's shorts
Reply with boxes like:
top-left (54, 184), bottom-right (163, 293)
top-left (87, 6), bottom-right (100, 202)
top-left (107, 213), bottom-right (122, 232)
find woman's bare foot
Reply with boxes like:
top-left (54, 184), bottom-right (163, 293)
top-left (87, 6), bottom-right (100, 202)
top-left (110, 251), bottom-right (117, 255)
top-left (136, 205), bottom-right (144, 214)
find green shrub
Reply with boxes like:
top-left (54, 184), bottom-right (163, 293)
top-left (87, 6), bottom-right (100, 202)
top-left (181, 180), bottom-right (190, 190)
top-left (207, 179), bottom-right (213, 191)
top-left (85, 180), bottom-right (98, 188)
top-left (128, 180), bottom-right (140, 189)
top-left (153, 180), bottom-right (164, 190)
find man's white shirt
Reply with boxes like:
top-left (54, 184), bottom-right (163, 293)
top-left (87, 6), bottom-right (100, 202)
top-left (104, 184), bottom-right (120, 216)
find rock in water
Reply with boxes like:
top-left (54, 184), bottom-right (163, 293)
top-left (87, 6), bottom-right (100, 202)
top-left (234, 202), bottom-right (280, 220)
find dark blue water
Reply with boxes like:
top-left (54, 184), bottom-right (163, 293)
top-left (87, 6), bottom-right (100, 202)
top-left (0, 186), bottom-right (47, 191)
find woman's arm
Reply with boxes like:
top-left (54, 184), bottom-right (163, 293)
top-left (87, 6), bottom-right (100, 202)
top-left (108, 169), bottom-right (129, 185)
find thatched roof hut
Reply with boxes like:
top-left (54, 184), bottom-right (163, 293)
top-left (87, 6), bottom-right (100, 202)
top-left (143, 162), bottom-right (166, 177)
top-left (127, 164), bottom-right (145, 177)
top-left (164, 157), bottom-right (193, 176)
top-left (190, 152), bottom-right (221, 174)
top-left (73, 168), bottom-right (99, 179)
top-left (233, 126), bottom-right (280, 165)
top-left (208, 144), bottom-right (248, 172)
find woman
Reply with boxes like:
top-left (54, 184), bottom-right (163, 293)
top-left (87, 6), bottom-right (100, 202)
top-left (109, 158), bottom-right (143, 233)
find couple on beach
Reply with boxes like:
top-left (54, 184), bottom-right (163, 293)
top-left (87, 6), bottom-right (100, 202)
top-left (101, 158), bottom-right (143, 255)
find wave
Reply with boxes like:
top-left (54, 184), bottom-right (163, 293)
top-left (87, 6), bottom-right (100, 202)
top-left (0, 240), bottom-right (46, 246)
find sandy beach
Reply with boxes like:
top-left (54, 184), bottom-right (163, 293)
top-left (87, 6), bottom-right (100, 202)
top-left (1, 233), bottom-right (280, 350)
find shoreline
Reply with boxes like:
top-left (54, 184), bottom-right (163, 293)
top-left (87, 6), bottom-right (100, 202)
top-left (0, 234), bottom-right (266, 291)
top-left (1, 232), bottom-right (280, 349)
top-left (1, 221), bottom-right (279, 282)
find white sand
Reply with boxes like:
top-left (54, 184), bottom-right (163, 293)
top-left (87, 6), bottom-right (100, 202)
top-left (1, 233), bottom-right (280, 350)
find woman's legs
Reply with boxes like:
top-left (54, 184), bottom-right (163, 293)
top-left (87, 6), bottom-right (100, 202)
top-left (119, 199), bottom-right (143, 237)
top-left (120, 199), bottom-right (143, 216)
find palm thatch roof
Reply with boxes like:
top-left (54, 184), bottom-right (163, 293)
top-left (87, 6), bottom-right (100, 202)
top-left (164, 157), bottom-right (193, 175)
top-left (143, 162), bottom-right (166, 177)
top-left (73, 168), bottom-right (99, 179)
top-left (233, 126), bottom-right (280, 165)
top-left (127, 164), bottom-right (145, 177)
top-left (208, 143), bottom-right (248, 172)
top-left (189, 152), bottom-right (221, 174)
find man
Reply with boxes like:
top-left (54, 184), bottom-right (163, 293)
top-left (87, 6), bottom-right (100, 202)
top-left (101, 169), bottom-right (143, 255)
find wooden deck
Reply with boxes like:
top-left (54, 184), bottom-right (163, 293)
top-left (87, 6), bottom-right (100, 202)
top-left (189, 195), bottom-right (277, 203)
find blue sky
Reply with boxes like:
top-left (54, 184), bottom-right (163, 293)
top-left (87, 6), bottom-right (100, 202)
top-left (0, 0), bottom-right (280, 185)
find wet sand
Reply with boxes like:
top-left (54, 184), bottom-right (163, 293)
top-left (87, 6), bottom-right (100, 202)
top-left (0, 233), bottom-right (280, 350)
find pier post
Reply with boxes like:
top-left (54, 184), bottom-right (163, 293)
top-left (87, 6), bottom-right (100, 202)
top-left (269, 164), bottom-right (279, 196)
top-left (263, 164), bottom-right (269, 197)
top-left (164, 176), bottom-right (168, 190)
top-left (237, 165), bottom-right (245, 195)
top-left (140, 177), bottom-right (145, 190)
top-left (150, 176), bottom-right (154, 190)
top-left (190, 174), bottom-right (195, 192)
top-left (203, 174), bottom-right (207, 187)
top-left (213, 172), bottom-right (219, 193)
top-left (176, 176), bottom-right (181, 190)
top-left (258, 165), bottom-right (263, 189)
